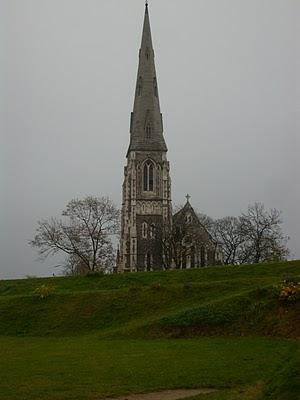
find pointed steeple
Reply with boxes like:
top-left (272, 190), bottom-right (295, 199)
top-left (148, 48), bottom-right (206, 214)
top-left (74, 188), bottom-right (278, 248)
top-left (127, 3), bottom-right (167, 155)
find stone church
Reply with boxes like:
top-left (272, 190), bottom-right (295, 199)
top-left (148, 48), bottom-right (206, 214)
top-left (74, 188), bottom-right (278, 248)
top-left (117, 3), bottom-right (221, 273)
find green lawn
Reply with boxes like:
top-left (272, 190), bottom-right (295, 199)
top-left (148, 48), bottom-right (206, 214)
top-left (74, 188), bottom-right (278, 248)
top-left (0, 261), bottom-right (299, 338)
top-left (1, 261), bottom-right (299, 297)
top-left (0, 336), bottom-right (297, 400)
top-left (0, 261), bottom-right (299, 400)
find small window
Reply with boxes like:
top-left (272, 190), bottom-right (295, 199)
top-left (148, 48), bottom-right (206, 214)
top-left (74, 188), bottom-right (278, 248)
top-left (137, 77), bottom-right (143, 96)
top-left (142, 222), bottom-right (148, 239)
top-left (153, 77), bottom-right (158, 97)
top-left (186, 213), bottom-right (192, 223)
top-left (150, 223), bottom-right (155, 239)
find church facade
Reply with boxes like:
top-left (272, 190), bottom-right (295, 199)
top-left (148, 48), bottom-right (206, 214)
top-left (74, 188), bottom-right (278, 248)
top-left (117, 4), bottom-right (220, 273)
top-left (172, 199), bottom-right (223, 269)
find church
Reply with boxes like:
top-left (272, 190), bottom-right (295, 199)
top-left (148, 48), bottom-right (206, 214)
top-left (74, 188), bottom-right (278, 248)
top-left (117, 3), bottom-right (221, 273)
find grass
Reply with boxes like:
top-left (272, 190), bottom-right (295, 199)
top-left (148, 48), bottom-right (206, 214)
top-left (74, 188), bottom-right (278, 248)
top-left (0, 336), bottom-right (297, 400)
top-left (261, 350), bottom-right (300, 400)
top-left (1, 261), bottom-right (299, 297)
top-left (0, 260), bottom-right (299, 400)
top-left (0, 261), bottom-right (299, 338)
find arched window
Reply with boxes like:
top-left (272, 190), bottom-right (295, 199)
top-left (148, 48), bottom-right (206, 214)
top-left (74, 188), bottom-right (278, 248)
top-left (153, 77), bottom-right (158, 97)
top-left (142, 222), bottom-right (148, 238)
top-left (145, 123), bottom-right (152, 138)
top-left (137, 77), bottom-right (143, 96)
top-left (150, 223), bottom-right (155, 239)
top-left (143, 160), bottom-right (154, 192)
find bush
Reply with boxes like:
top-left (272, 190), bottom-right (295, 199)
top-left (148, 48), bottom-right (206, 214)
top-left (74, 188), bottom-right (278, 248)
top-left (34, 285), bottom-right (55, 299)
top-left (278, 280), bottom-right (300, 303)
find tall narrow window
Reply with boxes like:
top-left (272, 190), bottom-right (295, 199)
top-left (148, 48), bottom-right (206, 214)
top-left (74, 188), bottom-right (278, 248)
top-left (137, 77), bottom-right (143, 96)
top-left (143, 160), bottom-right (154, 192)
top-left (145, 123), bottom-right (152, 138)
top-left (142, 222), bottom-right (148, 239)
top-left (153, 77), bottom-right (158, 97)
top-left (150, 223), bottom-right (155, 239)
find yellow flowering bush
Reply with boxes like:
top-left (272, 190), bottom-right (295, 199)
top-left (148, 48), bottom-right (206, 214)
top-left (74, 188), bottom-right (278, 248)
top-left (34, 284), bottom-right (55, 299)
top-left (278, 280), bottom-right (300, 303)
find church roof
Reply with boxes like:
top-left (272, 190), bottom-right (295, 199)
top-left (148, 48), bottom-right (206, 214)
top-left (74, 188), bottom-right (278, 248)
top-left (127, 3), bottom-right (167, 156)
top-left (173, 197), bottom-right (216, 244)
top-left (173, 198), bottom-right (198, 223)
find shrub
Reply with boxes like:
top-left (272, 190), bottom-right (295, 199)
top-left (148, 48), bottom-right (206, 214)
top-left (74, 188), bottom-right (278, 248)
top-left (34, 284), bottom-right (55, 299)
top-left (278, 280), bottom-right (300, 303)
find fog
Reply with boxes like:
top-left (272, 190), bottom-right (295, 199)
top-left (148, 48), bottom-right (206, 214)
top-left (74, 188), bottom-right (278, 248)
top-left (1, 0), bottom-right (299, 278)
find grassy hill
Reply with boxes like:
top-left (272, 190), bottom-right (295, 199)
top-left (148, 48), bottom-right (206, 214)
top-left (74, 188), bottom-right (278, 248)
top-left (0, 261), bottom-right (299, 400)
top-left (1, 260), bottom-right (299, 338)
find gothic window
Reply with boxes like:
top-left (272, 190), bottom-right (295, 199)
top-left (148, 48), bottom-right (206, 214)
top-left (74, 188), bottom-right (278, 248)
top-left (142, 222), bottom-right (148, 239)
top-left (137, 77), bottom-right (143, 96)
top-left (145, 123), bottom-right (152, 138)
top-left (150, 223), bottom-right (155, 239)
top-left (143, 160), bottom-right (154, 192)
top-left (153, 77), bottom-right (158, 97)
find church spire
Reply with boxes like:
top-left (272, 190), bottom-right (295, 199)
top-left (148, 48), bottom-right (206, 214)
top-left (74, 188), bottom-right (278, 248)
top-left (127, 3), bottom-right (167, 155)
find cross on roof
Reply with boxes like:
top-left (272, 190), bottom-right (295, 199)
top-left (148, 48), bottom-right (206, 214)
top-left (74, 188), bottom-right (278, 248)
top-left (186, 194), bottom-right (191, 203)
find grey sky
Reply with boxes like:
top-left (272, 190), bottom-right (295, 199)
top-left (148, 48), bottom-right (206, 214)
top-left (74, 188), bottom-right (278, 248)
top-left (1, 0), bottom-right (299, 279)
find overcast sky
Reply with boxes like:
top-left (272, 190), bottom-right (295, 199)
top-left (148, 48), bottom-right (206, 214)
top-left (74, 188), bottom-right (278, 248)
top-left (1, 0), bottom-right (299, 279)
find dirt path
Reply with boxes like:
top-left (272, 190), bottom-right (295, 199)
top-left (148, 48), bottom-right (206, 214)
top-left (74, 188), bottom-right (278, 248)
top-left (104, 388), bottom-right (217, 400)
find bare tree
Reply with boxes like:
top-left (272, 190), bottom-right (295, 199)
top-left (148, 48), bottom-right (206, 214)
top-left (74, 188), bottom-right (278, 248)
top-left (196, 212), bottom-right (215, 233)
top-left (213, 216), bottom-right (245, 265)
top-left (167, 202), bottom-right (289, 267)
top-left (159, 219), bottom-right (192, 269)
top-left (30, 196), bottom-right (120, 274)
top-left (60, 254), bottom-right (88, 276)
top-left (239, 203), bottom-right (289, 264)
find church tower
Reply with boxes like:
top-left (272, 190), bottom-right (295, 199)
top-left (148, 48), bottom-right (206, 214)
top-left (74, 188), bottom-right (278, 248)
top-left (118, 3), bottom-right (172, 272)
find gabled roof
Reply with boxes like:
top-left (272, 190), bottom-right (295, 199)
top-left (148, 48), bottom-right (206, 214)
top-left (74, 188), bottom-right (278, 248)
top-left (173, 199), bottom-right (216, 244)
top-left (173, 199), bottom-right (200, 224)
